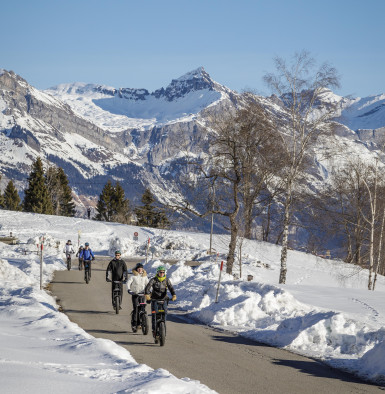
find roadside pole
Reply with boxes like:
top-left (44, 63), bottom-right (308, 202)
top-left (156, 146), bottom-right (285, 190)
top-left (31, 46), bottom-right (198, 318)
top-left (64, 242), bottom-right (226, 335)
top-left (145, 238), bottom-right (150, 264)
top-left (40, 242), bottom-right (44, 290)
top-left (215, 261), bottom-right (224, 303)
top-left (78, 230), bottom-right (81, 248)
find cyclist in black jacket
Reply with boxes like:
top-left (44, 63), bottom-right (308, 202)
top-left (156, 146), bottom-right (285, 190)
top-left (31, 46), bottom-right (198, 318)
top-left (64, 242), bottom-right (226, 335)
top-left (106, 250), bottom-right (128, 309)
top-left (145, 265), bottom-right (176, 337)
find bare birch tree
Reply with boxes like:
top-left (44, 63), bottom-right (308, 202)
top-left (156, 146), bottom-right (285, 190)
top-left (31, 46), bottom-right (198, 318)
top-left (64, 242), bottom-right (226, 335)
top-left (170, 98), bottom-right (279, 274)
top-left (264, 51), bottom-right (340, 284)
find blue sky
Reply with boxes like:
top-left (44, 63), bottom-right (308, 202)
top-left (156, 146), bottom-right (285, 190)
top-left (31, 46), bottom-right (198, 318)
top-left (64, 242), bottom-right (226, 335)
top-left (2, 0), bottom-right (385, 97)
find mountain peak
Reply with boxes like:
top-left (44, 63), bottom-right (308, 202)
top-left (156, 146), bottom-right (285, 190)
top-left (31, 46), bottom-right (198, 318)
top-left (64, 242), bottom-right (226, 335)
top-left (176, 67), bottom-right (209, 82)
top-left (153, 67), bottom-right (221, 101)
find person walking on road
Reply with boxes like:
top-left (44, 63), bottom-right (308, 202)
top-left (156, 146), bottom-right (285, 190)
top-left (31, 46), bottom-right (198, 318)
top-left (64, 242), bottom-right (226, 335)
top-left (79, 242), bottom-right (95, 278)
top-left (106, 251), bottom-right (128, 309)
top-left (76, 244), bottom-right (84, 270)
top-left (145, 266), bottom-right (176, 338)
top-left (126, 262), bottom-right (149, 332)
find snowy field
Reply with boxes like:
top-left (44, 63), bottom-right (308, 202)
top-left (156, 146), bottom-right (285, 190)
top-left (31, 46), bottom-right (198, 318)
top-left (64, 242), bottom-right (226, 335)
top-left (1, 210), bottom-right (385, 393)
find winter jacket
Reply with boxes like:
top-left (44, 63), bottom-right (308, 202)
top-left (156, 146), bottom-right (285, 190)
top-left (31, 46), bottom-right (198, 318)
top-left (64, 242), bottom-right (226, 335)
top-left (106, 258), bottom-right (128, 282)
top-left (76, 247), bottom-right (83, 257)
top-left (126, 269), bottom-right (149, 294)
top-left (79, 248), bottom-right (95, 261)
top-left (145, 275), bottom-right (175, 300)
top-left (63, 244), bottom-right (75, 255)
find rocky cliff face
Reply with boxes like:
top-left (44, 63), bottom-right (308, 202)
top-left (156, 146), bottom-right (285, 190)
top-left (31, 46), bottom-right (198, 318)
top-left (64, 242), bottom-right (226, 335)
top-left (1, 67), bottom-right (385, 231)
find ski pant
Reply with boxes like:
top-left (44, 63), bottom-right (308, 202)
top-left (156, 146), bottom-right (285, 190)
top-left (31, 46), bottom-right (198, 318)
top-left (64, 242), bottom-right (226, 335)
top-left (151, 300), bottom-right (168, 332)
top-left (84, 260), bottom-right (92, 279)
top-left (131, 295), bottom-right (139, 326)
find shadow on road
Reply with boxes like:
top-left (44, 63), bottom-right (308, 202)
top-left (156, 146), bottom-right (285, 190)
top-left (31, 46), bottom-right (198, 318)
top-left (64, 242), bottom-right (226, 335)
top-left (63, 309), bottom-right (111, 315)
top-left (88, 329), bottom-right (129, 335)
top-left (211, 334), bottom-right (267, 347)
top-left (272, 359), bottom-right (380, 387)
top-left (51, 281), bottom-right (83, 285)
top-left (116, 340), bottom-right (154, 347)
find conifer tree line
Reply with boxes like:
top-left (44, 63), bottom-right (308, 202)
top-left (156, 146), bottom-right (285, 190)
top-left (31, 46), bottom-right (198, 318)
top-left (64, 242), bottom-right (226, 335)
top-left (95, 182), bottom-right (170, 229)
top-left (0, 156), bottom-right (170, 228)
top-left (0, 157), bottom-right (75, 216)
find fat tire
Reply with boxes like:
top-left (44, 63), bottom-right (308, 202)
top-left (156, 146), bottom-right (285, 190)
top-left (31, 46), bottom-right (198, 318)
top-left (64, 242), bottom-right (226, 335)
top-left (115, 296), bottom-right (120, 314)
top-left (159, 321), bottom-right (166, 346)
top-left (141, 313), bottom-right (148, 335)
top-left (67, 258), bottom-right (71, 271)
top-left (85, 270), bottom-right (90, 284)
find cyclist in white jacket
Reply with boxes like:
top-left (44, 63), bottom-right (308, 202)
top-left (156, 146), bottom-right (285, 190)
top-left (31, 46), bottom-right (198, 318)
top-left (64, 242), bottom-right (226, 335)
top-left (63, 240), bottom-right (75, 256)
top-left (126, 263), bottom-right (149, 332)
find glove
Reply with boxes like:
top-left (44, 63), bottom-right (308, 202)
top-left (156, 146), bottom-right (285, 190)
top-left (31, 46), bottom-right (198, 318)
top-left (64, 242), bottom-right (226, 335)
top-left (92, 257), bottom-right (95, 260)
top-left (172, 295), bottom-right (177, 302)
top-left (106, 278), bottom-right (111, 282)
top-left (145, 294), bottom-right (151, 301)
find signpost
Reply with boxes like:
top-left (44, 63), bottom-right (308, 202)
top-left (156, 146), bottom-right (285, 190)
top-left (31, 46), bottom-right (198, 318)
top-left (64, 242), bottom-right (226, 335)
top-left (145, 238), bottom-right (150, 264)
top-left (215, 261), bottom-right (224, 303)
top-left (39, 236), bottom-right (44, 290)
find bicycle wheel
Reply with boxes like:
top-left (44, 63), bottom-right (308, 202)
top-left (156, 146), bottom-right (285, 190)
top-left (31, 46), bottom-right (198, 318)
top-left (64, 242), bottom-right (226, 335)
top-left (85, 269), bottom-right (90, 284)
top-left (141, 312), bottom-right (148, 335)
top-left (159, 321), bottom-right (166, 346)
top-left (115, 295), bottom-right (120, 314)
top-left (67, 258), bottom-right (71, 270)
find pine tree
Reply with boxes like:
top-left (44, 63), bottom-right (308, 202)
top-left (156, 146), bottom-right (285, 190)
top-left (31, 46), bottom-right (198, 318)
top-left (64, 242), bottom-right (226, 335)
top-left (3, 180), bottom-right (21, 211)
top-left (56, 167), bottom-right (76, 216)
top-left (135, 188), bottom-right (169, 228)
top-left (40, 165), bottom-right (75, 217)
top-left (112, 181), bottom-right (132, 224)
top-left (95, 180), bottom-right (132, 223)
top-left (23, 157), bottom-right (53, 214)
top-left (95, 180), bottom-right (115, 221)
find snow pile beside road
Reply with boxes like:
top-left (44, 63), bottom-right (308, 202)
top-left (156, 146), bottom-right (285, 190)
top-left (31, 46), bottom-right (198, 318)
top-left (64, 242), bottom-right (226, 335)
top-left (167, 261), bottom-right (385, 384)
top-left (3, 210), bottom-right (385, 386)
top-left (0, 213), bottom-right (215, 393)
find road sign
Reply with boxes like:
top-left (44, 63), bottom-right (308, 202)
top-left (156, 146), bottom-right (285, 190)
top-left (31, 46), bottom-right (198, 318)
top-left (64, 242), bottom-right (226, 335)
top-left (133, 231), bottom-right (138, 241)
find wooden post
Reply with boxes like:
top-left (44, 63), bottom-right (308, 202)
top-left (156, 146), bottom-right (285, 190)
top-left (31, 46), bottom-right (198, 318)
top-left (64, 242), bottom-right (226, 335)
top-left (215, 261), bottom-right (224, 303)
top-left (145, 238), bottom-right (150, 264)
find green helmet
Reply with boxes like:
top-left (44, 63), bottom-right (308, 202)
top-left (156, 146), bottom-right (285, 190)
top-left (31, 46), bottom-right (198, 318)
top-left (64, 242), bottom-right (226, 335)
top-left (156, 265), bottom-right (166, 273)
top-left (115, 250), bottom-right (121, 255)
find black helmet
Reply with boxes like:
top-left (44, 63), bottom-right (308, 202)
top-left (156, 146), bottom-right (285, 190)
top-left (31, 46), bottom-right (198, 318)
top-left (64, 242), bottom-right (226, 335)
top-left (135, 263), bottom-right (144, 270)
top-left (67, 240), bottom-right (72, 244)
top-left (85, 242), bottom-right (89, 246)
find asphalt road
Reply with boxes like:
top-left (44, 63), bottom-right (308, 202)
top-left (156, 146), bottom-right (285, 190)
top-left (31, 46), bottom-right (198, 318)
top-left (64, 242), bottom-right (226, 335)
top-left (49, 256), bottom-right (383, 394)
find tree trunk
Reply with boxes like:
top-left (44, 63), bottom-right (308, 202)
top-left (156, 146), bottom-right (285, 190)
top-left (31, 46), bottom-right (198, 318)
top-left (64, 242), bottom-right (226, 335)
top-left (226, 213), bottom-right (238, 274)
top-left (373, 209), bottom-right (385, 290)
top-left (279, 195), bottom-right (291, 284)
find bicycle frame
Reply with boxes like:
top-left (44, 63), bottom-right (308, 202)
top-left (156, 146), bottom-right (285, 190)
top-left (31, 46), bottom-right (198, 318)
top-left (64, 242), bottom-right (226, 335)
top-left (150, 298), bottom-right (169, 346)
top-left (112, 281), bottom-right (123, 314)
top-left (84, 260), bottom-right (91, 283)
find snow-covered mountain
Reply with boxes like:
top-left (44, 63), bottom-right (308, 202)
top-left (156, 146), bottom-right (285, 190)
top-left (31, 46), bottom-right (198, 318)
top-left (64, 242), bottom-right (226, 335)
top-left (44, 67), bottom-right (234, 131)
top-left (1, 66), bottom-right (385, 231)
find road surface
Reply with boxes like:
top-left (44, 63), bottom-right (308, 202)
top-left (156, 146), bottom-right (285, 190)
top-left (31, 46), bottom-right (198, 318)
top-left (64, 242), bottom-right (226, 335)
top-left (50, 257), bottom-right (383, 394)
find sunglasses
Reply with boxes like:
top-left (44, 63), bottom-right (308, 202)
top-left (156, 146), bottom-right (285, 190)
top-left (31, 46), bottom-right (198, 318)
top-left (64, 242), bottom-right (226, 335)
top-left (158, 271), bottom-right (165, 274)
